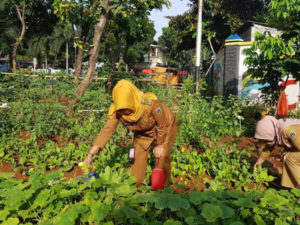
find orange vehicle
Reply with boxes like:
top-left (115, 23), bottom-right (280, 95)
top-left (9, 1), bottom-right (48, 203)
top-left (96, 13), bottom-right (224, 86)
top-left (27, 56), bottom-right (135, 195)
top-left (142, 66), bottom-right (188, 86)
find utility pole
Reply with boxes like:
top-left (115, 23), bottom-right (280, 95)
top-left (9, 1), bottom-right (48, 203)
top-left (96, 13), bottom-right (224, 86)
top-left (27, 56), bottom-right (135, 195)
top-left (194, 0), bottom-right (203, 92)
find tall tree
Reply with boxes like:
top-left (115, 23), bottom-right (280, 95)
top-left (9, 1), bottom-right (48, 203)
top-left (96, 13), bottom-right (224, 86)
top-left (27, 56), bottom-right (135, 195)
top-left (1, 0), bottom-right (33, 71)
top-left (53, 0), bottom-right (170, 97)
top-left (26, 0), bottom-right (59, 69)
top-left (0, 3), bottom-right (19, 60)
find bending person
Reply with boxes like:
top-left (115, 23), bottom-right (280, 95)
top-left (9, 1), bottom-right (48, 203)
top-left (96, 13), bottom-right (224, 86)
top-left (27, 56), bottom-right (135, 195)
top-left (254, 115), bottom-right (300, 188)
top-left (82, 79), bottom-right (177, 186)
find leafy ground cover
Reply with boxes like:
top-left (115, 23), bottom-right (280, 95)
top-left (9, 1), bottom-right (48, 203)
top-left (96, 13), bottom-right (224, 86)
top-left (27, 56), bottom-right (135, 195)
top-left (0, 73), bottom-right (299, 224)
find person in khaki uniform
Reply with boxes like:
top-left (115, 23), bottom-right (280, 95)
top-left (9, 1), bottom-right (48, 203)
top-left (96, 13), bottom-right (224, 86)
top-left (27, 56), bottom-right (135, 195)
top-left (82, 79), bottom-right (177, 186)
top-left (254, 115), bottom-right (300, 188)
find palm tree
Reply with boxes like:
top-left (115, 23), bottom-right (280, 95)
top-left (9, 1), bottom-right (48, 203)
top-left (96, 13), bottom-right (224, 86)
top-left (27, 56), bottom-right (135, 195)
top-left (49, 24), bottom-right (73, 71)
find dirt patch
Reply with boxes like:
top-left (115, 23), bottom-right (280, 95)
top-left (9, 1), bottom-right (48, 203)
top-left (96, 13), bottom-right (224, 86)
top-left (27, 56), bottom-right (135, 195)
top-left (58, 96), bottom-right (70, 105)
top-left (0, 163), bottom-right (14, 173)
top-left (181, 144), bottom-right (204, 154)
top-left (237, 137), bottom-right (257, 151)
top-left (14, 168), bottom-right (29, 181)
top-left (0, 162), bottom-right (84, 181)
top-left (20, 130), bottom-right (30, 141)
top-left (64, 165), bottom-right (84, 180)
top-left (172, 173), bottom-right (211, 194)
top-left (116, 138), bottom-right (132, 147)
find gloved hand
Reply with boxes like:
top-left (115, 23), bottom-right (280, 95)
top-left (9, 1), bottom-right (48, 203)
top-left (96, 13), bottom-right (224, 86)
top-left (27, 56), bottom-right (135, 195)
top-left (153, 145), bottom-right (164, 158)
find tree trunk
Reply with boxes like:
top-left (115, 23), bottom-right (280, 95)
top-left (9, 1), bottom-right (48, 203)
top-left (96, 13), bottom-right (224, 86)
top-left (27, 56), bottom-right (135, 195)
top-left (74, 24), bottom-right (90, 77)
top-left (75, 10), bottom-right (110, 97)
top-left (107, 56), bottom-right (116, 92)
top-left (66, 41), bottom-right (69, 73)
top-left (9, 53), bottom-right (13, 72)
top-left (74, 46), bottom-right (84, 77)
top-left (12, 5), bottom-right (26, 72)
top-left (45, 51), bottom-right (48, 70)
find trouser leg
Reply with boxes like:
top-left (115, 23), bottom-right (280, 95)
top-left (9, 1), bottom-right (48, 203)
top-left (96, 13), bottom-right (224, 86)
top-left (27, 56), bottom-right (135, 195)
top-left (281, 152), bottom-right (300, 188)
top-left (159, 123), bottom-right (177, 186)
top-left (131, 142), bottom-right (151, 186)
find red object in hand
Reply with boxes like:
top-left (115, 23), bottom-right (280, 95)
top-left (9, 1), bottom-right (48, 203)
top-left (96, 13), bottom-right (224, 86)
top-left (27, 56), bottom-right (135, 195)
top-left (277, 91), bottom-right (288, 117)
top-left (151, 158), bottom-right (165, 190)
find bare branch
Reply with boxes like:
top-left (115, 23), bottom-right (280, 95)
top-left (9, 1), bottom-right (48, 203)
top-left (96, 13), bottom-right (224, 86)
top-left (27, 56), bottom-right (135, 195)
top-left (208, 37), bottom-right (216, 54)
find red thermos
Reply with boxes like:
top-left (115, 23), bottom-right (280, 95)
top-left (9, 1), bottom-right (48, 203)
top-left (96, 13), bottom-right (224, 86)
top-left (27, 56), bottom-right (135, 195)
top-left (151, 158), bottom-right (165, 190)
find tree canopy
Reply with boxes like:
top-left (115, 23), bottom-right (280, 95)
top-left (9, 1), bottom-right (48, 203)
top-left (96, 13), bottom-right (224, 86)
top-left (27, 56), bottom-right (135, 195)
top-left (243, 0), bottom-right (300, 101)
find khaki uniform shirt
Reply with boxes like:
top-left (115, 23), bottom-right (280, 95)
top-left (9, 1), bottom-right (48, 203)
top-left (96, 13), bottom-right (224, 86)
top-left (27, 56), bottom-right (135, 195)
top-left (93, 100), bottom-right (176, 150)
top-left (260, 124), bottom-right (300, 160)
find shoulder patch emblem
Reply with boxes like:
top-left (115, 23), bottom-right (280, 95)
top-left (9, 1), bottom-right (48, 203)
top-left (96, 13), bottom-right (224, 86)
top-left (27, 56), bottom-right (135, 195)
top-left (290, 131), bottom-right (296, 138)
top-left (156, 107), bottom-right (162, 114)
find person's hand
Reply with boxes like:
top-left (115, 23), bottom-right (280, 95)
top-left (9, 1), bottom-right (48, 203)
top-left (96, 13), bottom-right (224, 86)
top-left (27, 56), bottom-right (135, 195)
top-left (253, 157), bottom-right (265, 172)
top-left (281, 152), bottom-right (289, 162)
top-left (81, 154), bottom-right (93, 173)
top-left (253, 163), bottom-right (258, 172)
top-left (153, 145), bottom-right (164, 158)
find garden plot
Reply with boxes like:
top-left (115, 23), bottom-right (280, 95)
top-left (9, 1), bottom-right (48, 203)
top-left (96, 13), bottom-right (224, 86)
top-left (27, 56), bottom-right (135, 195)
top-left (0, 75), bottom-right (300, 224)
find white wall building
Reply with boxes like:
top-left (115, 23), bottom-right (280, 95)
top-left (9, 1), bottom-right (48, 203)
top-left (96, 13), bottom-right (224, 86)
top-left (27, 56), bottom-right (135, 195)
top-left (211, 21), bottom-right (299, 108)
top-left (144, 44), bottom-right (166, 68)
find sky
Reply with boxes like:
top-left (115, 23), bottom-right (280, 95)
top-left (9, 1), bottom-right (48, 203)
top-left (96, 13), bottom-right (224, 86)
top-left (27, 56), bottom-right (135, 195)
top-left (149, 0), bottom-right (190, 41)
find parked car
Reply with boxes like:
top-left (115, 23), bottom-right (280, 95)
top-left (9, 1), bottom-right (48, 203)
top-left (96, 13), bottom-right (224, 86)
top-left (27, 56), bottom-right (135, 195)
top-left (0, 64), bottom-right (10, 72)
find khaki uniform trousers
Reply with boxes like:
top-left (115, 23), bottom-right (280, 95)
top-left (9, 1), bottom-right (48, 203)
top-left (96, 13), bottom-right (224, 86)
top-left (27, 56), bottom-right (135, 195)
top-left (281, 124), bottom-right (300, 188)
top-left (131, 123), bottom-right (177, 186)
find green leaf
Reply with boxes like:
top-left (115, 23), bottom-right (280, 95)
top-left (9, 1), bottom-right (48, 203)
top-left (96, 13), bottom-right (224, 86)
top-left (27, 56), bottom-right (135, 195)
top-left (59, 189), bottom-right (77, 198)
top-left (33, 189), bottom-right (51, 208)
top-left (220, 204), bottom-right (235, 219)
top-left (189, 191), bottom-right (209, 204)
top-left (1, 218), bottom-right (19, 225)
top-left (232, 197), bottom-right (255, 208)
top-left (163, 220), bottom-right (182, 225)
top-left (121, 206), bottom-right (147, 225)
top-left (18, 210), bottom-right (37, 220)
top-left (254, 214), bottom-right (266, 225)
top-left (227, 190), bottom-right (244, 199)
top-left (0, 209), bottom-right (9, 220)
top-left (291, 189), bottom-right (300, 197)
top-left (102, 222), bottom-right (114, 225)
top-left (0, 172), bottom-right (14, 178)
top-left (1, 189), bottom-right (26, 210)
top-left (90, 202), bottom-right (111, 222)
top-left (185, 216), bottom-right (198, 225)
top-left (229, 222), bottom-right (245, 225)
top-left (53, 207), bottom-right (79, 225)
top-left (136, 193), bottom-right (156, 204)
top-left (167, 195), bottom-right (190, 211)
top-left (114, 184), bottom-right (136, 196)
top-left (201, 203), bottom-right (223, 222)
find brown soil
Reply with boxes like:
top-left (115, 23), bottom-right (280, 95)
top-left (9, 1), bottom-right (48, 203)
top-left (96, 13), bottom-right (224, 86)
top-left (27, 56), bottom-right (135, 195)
top-left (242, 183), bottom-right (266, 192)
top-left (11, 154), bottom-right (19, 162)
top-left (181, 144), bottom-right (204, 154)
top-left (45, 166), bottom-right (60, 174)
top-left (0, 162), bottom-right (84, 181)
top-left (20, 130), bottom-right (30, 141)
top-left (0, 163), bottom-right (14, 173)
top-left (64, 165), bottom-right (84, 180)
top-left (116, 138), bottom-right (132, 147)
top-left (58, 96), bottom-right (70, 105)
top-left (14, 168), bottom-right (29, 181)
top-left (172, 173), bottom-right (212, 194)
